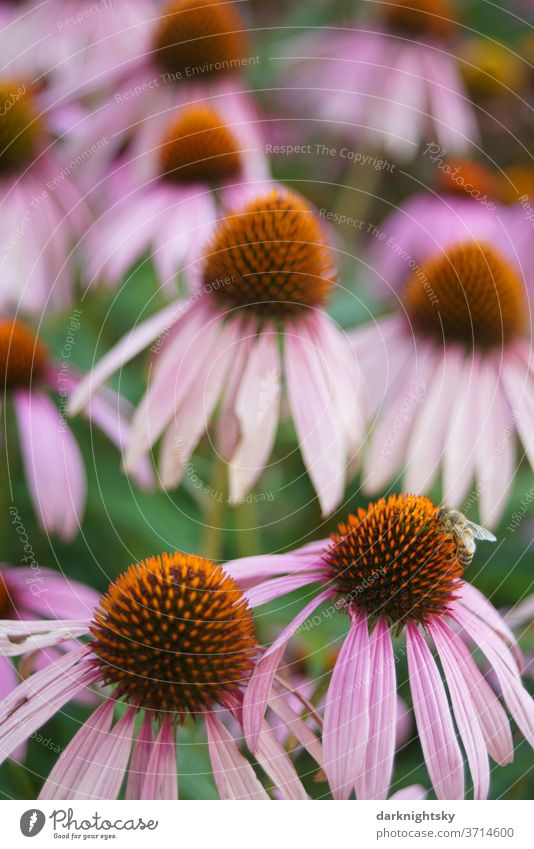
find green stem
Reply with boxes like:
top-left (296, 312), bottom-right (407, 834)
top-left (200, 454), bottom-right (228, 562)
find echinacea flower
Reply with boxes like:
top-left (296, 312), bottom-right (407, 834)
top-left (276, 0), bottom-right (478, 157)
top-left (0, 77), bottom-right (88, 315)
top-left (0, 551), bottom-right (318, 799)
top-left (231, 494), bottom-right (534, 800)
top-left (0, 318), bottom-right (151, 539)
top-left (85, 101), bottom-right (270, 292)
top-left (68, 0), bottom-right (259, 173)
top-left (70, 190), bottom-right (363, 515)
top-left (353, 201), bottom-right (534, 526)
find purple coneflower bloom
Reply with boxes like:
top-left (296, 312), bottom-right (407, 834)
top-left (1, 318), bottom-right (152, 539)
top-left (0, 551), bottom-right (318, 799)
top-left (351, 190), bottom-right (534, 526)
top-left (70, 190), bottom-right (363, 515)
top-left (84, 99), bottom-right (271, 293)
top-left (275, 0), bottom-right (478, 158)
top-left (230, 494), bottom-right (534, 800)
top-left (0, 76), bottom-right (88, 315)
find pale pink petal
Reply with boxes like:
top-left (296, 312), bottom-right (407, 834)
top-left (243, 589), bottom-right (333, 750)
top-left (474, 358), bottom-right (515, 527)
top-left (228, 326), bottom-right (281, 501)
top-left (244, 571), bottom-right (323, 608)
top-left (390, 784), bottom-right (427, 800)
top-left (458, 583), bottom-right (517, 654)
top-left (255, 721), bottom-right (308, 799)
top-left (429, 620), bottom-right (489, 799)
top-left (215, 323), bottom-right (255, 460)
top-left (124, 303), bottom-right (219, 470)
top-left (72, 708), bottom-right (137, 800)
top-left (364, 345), bottom-right (435, 492)
top-left (404, 347), bottom-right (463, 493)
top-left (406, 624), bottom-right (465, 800)
top-left (14, 389), bottom-right (85, 540)
top-left (452, 607), bottom-right (534, 747)
top-left (284, 324), bottom-right (345, 515)
top-left (157, 319), bottom-right (239, 488)
top-left (443, 356), bottom-right (478, 506)
top-left (500, 354), bottom-right (534, 470)
top-left (0, 647), bottom-right (98, 763)
top-left (39, 701), bottom-right (115, 799)
top-left (140, 714), bottom-right (178, 800)
top-left (224, 542), bottom-right (328, 588)
top-left (355, 617), bottom-right (396, 800)
top-left (68, 301), bottom-right (186, 415)
top-left (125, 714), bottom-right (154, 800)
top-left (3, 568), bottom-right (99, 620)
top-left (0, 619), bottom-right (90, 656)
top-left (323, 610), bottom-right (371, 800)
top-left (204, 711), bottom-right (268, 800)
top-left (438, 619), bottom-right (513, 765)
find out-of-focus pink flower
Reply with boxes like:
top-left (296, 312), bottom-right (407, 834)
top-left (350, 191), bottom-right (534, 527)
top-left (274, 0), bottom-right (479, 158)
top-left (1, 318), bottom-right (152, 539)
top-left (228, 494), bottom-right (534, 800)
top-left (70, 190), bottom-right (364, 516)
top-left (0, 552), bottom-right (319, 799)
top-left (84, 98), bottom-right (271, 293)
top-left (0, 77), bottom-right (89, 315)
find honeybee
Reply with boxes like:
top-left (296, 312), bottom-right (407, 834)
top-left (436, 506), bottom-right (497, 567)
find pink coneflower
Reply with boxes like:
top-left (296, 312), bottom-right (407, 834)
top-left (232, 494), bottom-right (534, 800)
top-left (0, 551), bottom-right (317, 799)
top-left (1, 318), bottom-right (152, 539)
top-left (69, 0), bottom-right (259, 171)
top-left (85, 100), bottom-right (270, 292)
top-left (352, 201), bottom-right (534, 526)
top-left (0, 76), bottom-right (88, 315)
top-left (277, 0), bottom-right (478, 157)
top-left (70, 190), bottom-right (363, 515)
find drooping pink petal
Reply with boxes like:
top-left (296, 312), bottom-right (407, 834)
top-left (125, 714), bottom-right (155, 800)
top-left (68, 301), bottom-right (186, 415)
top-left (243, 589), bottom-right (334, 750)
top-left (404, 347), bottom-right (463, 493)
top-left (429, 620), bottom-right (489, 800)
top-left (438, 618), bottom-right (513, 765)
top-left (157, 319), bottom-right (239, 488)
top-left (390, 784), bottom-right (427, 800)
top-left (204, 711), bottom-right (268, 800)
top-left (452, 607), bottom-right (534, 747)
top-left (323, 609), bottom-right (371, 800)
top-left (474, 357), bottom-right (515, 527)
top-left (14, 389), bottom-right (86, 540)
top-left (215, 321), bottom-right (255, 460)
top-left (72, 707), bottom-right (137, 800)
top-left (355, 617), bottom-right (396, 800)
top-left (39, 701), bottom-right (115, 799)
top-left (500, 353), bottom-right (534, 471)
top-left (0, 647), bottom-right (98, 763)
top-left (228, 325), bottom-right (281, 501)
top-left (0, 619), bottom-right (90, 656)
top-left (140, 714), bottom-right (178, 800)
top-left (458, 583), bottom-right (518, 657)
top-left (406, 624), bottom-right (465, 800)
top-left (254, 721), bottom-right (308, 799)
top-left (443, 355), bottom-right (478, 507)
top-left (284, 323), bottom-right (346, 515)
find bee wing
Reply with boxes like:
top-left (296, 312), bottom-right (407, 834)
top-left (466, 521), bottom-right (497, 542)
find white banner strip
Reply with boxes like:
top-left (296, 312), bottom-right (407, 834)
top-left (2, 800), bottom-right (532, 848)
